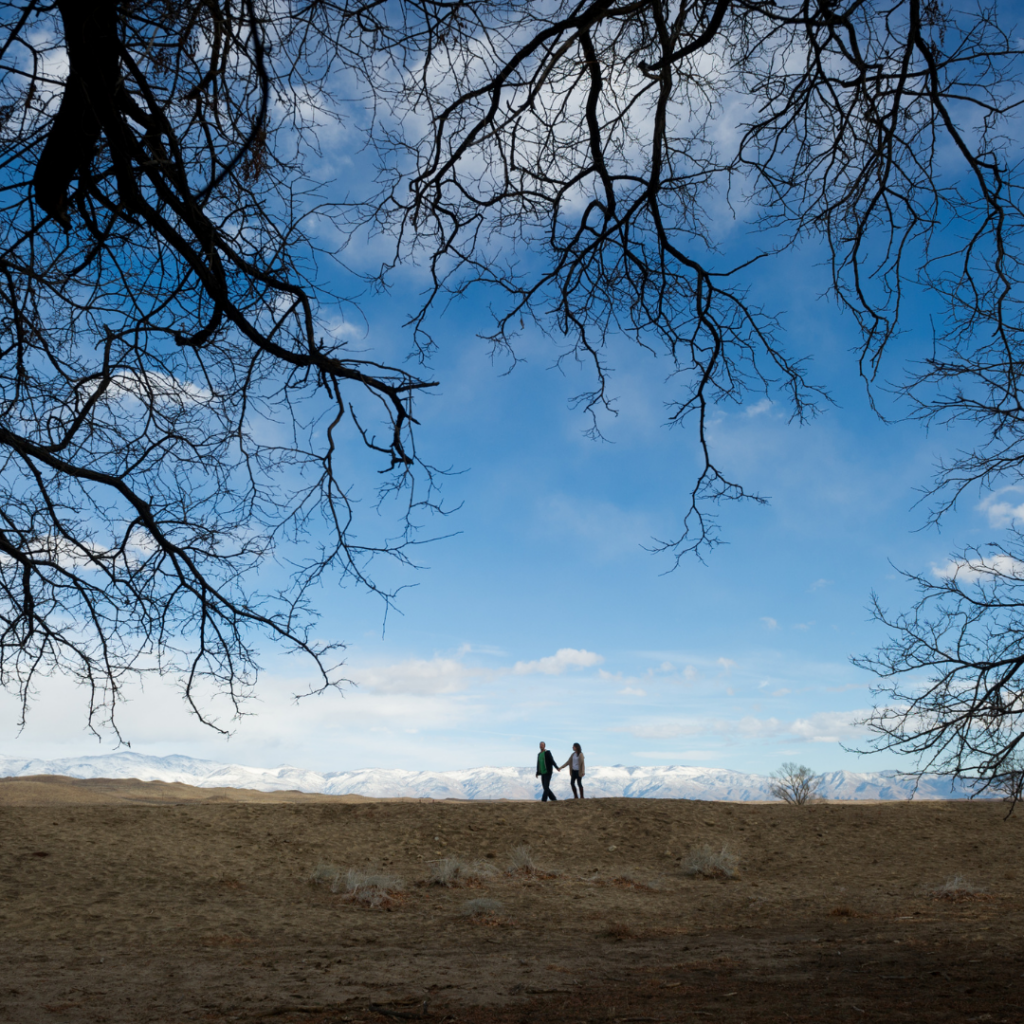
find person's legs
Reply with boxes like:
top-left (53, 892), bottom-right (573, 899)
top-left (570, 769), bottom-right (580, 798)
top-left (540, 772), bottom-right (557, 800)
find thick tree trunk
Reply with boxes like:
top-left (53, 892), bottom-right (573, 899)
top-left (33, 0), bottom-right (136, 227)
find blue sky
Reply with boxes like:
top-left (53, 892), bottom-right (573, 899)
top-left (5, 231), bottom-right (996, 778)
top-left (4, 34), bottom-right (1011, 778)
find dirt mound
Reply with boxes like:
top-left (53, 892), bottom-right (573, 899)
top-left (0, 774), bottom-right (382, 806)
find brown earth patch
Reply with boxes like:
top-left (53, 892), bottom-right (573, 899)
top-left (0, 778), bottom-right (1021, 1023)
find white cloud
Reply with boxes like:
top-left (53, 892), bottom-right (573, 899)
top-left (809, 579), bottom-right (833, 591)
top-left (457, 643), bottom-right (507, 657)
top-left (789, 710), bottom-right (871, 743)
top-left (109, 369), bottom-right (212, 406)
top-left (979, 488), bottom-right (1024, 528)
top-left (512, 648), bottom-right (604, 675)
top-left (355, 657), bottom-right (482, 695)
top-left (744, 398), bottom-right (773, 417)
top-left (761, 617), bottom-right (778, 629)
top-left (2, 532), bottom-right (164, 573)
top-left (734, 711), bottom-right (872, 742)
top-left (621, 708), bottom-right (872, 744)
top-left (321, 317), bottom-right (366, 341)
top-left (933, 554), bottom-right (1024, 583)
top-left (717, 657), bottom-right (736, 671)
top-left (16, 535), bottom-right (113, 571)
top-left (618, 686), bottom-right (647, 696)
top-left (354, 645), bottom-right (606, 698)
top-left (772, 688), bottom-right (791, 697)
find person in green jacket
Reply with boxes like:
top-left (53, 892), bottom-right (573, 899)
top-left (536, 741), bottom-right (560, 801)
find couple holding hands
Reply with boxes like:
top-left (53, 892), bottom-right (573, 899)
top-left (535, 740), bottom-right (585, 801)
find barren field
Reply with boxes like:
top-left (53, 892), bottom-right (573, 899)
top-left (1, 775), bottom-right (1022, 1024)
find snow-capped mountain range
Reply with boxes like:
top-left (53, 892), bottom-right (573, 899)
top-left (0, 751), bottom-right (980, 801)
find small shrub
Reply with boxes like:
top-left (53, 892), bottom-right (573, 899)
top-left (507, 844), bottom-right (536, 875)
top-left (769, 762), bottom-right (822, 805)
top-left (829, 905), bottom-right (854, 917)
top-left (428, 857), bottom-right (493, 887)
top-left (602, 922), bottom-right (639, 939)
top-left (682, 843), bottom-right (739, 879)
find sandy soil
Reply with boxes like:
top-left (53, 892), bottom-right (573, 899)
top-left (0, 775), bottom-right (1021, 1024)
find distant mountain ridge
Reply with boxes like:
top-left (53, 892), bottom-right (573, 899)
top-left (0, 751), bottom-right (978, 801)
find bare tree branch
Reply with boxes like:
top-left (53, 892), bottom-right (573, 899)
top-left (0, 0), bottom-right (444, 738)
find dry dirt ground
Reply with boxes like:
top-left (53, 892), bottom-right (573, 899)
top-left (1, 775), bottom-right (1022, 1024)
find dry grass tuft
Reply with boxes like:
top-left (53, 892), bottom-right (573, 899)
top-left (308, 862), bottom-right (341, 887)
top-left (462, 897), bottom-right (513, 926)
top-left (428, 857), bottom-right (494, 887)
top-left (343, 868), bottom-right (405, 907)
top-left (681, 843), bottom-right (740, 879)
top-left (933, 874), bottom-right (990, 902)
top-left (602, 921), bottom-right (639, 940)
top-left (309, 863), bottom-right (404, 907)
top-left (829, 905), bottom-right (855, 917)
top-left (507, 844), bottom-right (536, 876)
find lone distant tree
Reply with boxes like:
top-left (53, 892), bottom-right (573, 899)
top-left (769, 763), bottom-right (822, 805)
top-left (2, 0), bottom-right (1024, 736)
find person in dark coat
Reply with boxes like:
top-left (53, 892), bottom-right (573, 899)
top-left (536, 741), bottom-right (560, 801)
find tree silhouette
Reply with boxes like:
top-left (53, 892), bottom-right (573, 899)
top-left (358, 0), bottom-right (1024, 558)
top-left (2, 0), bottom-right (1023, 741)
top-left (769, 763), bottom-right (822, 805)
top-left (354, 0), bottom-right (1024, 784)
top-left (856, 547), bottom-right (1024, 804)
top-left (0, 0), bottom-right (441, 736)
